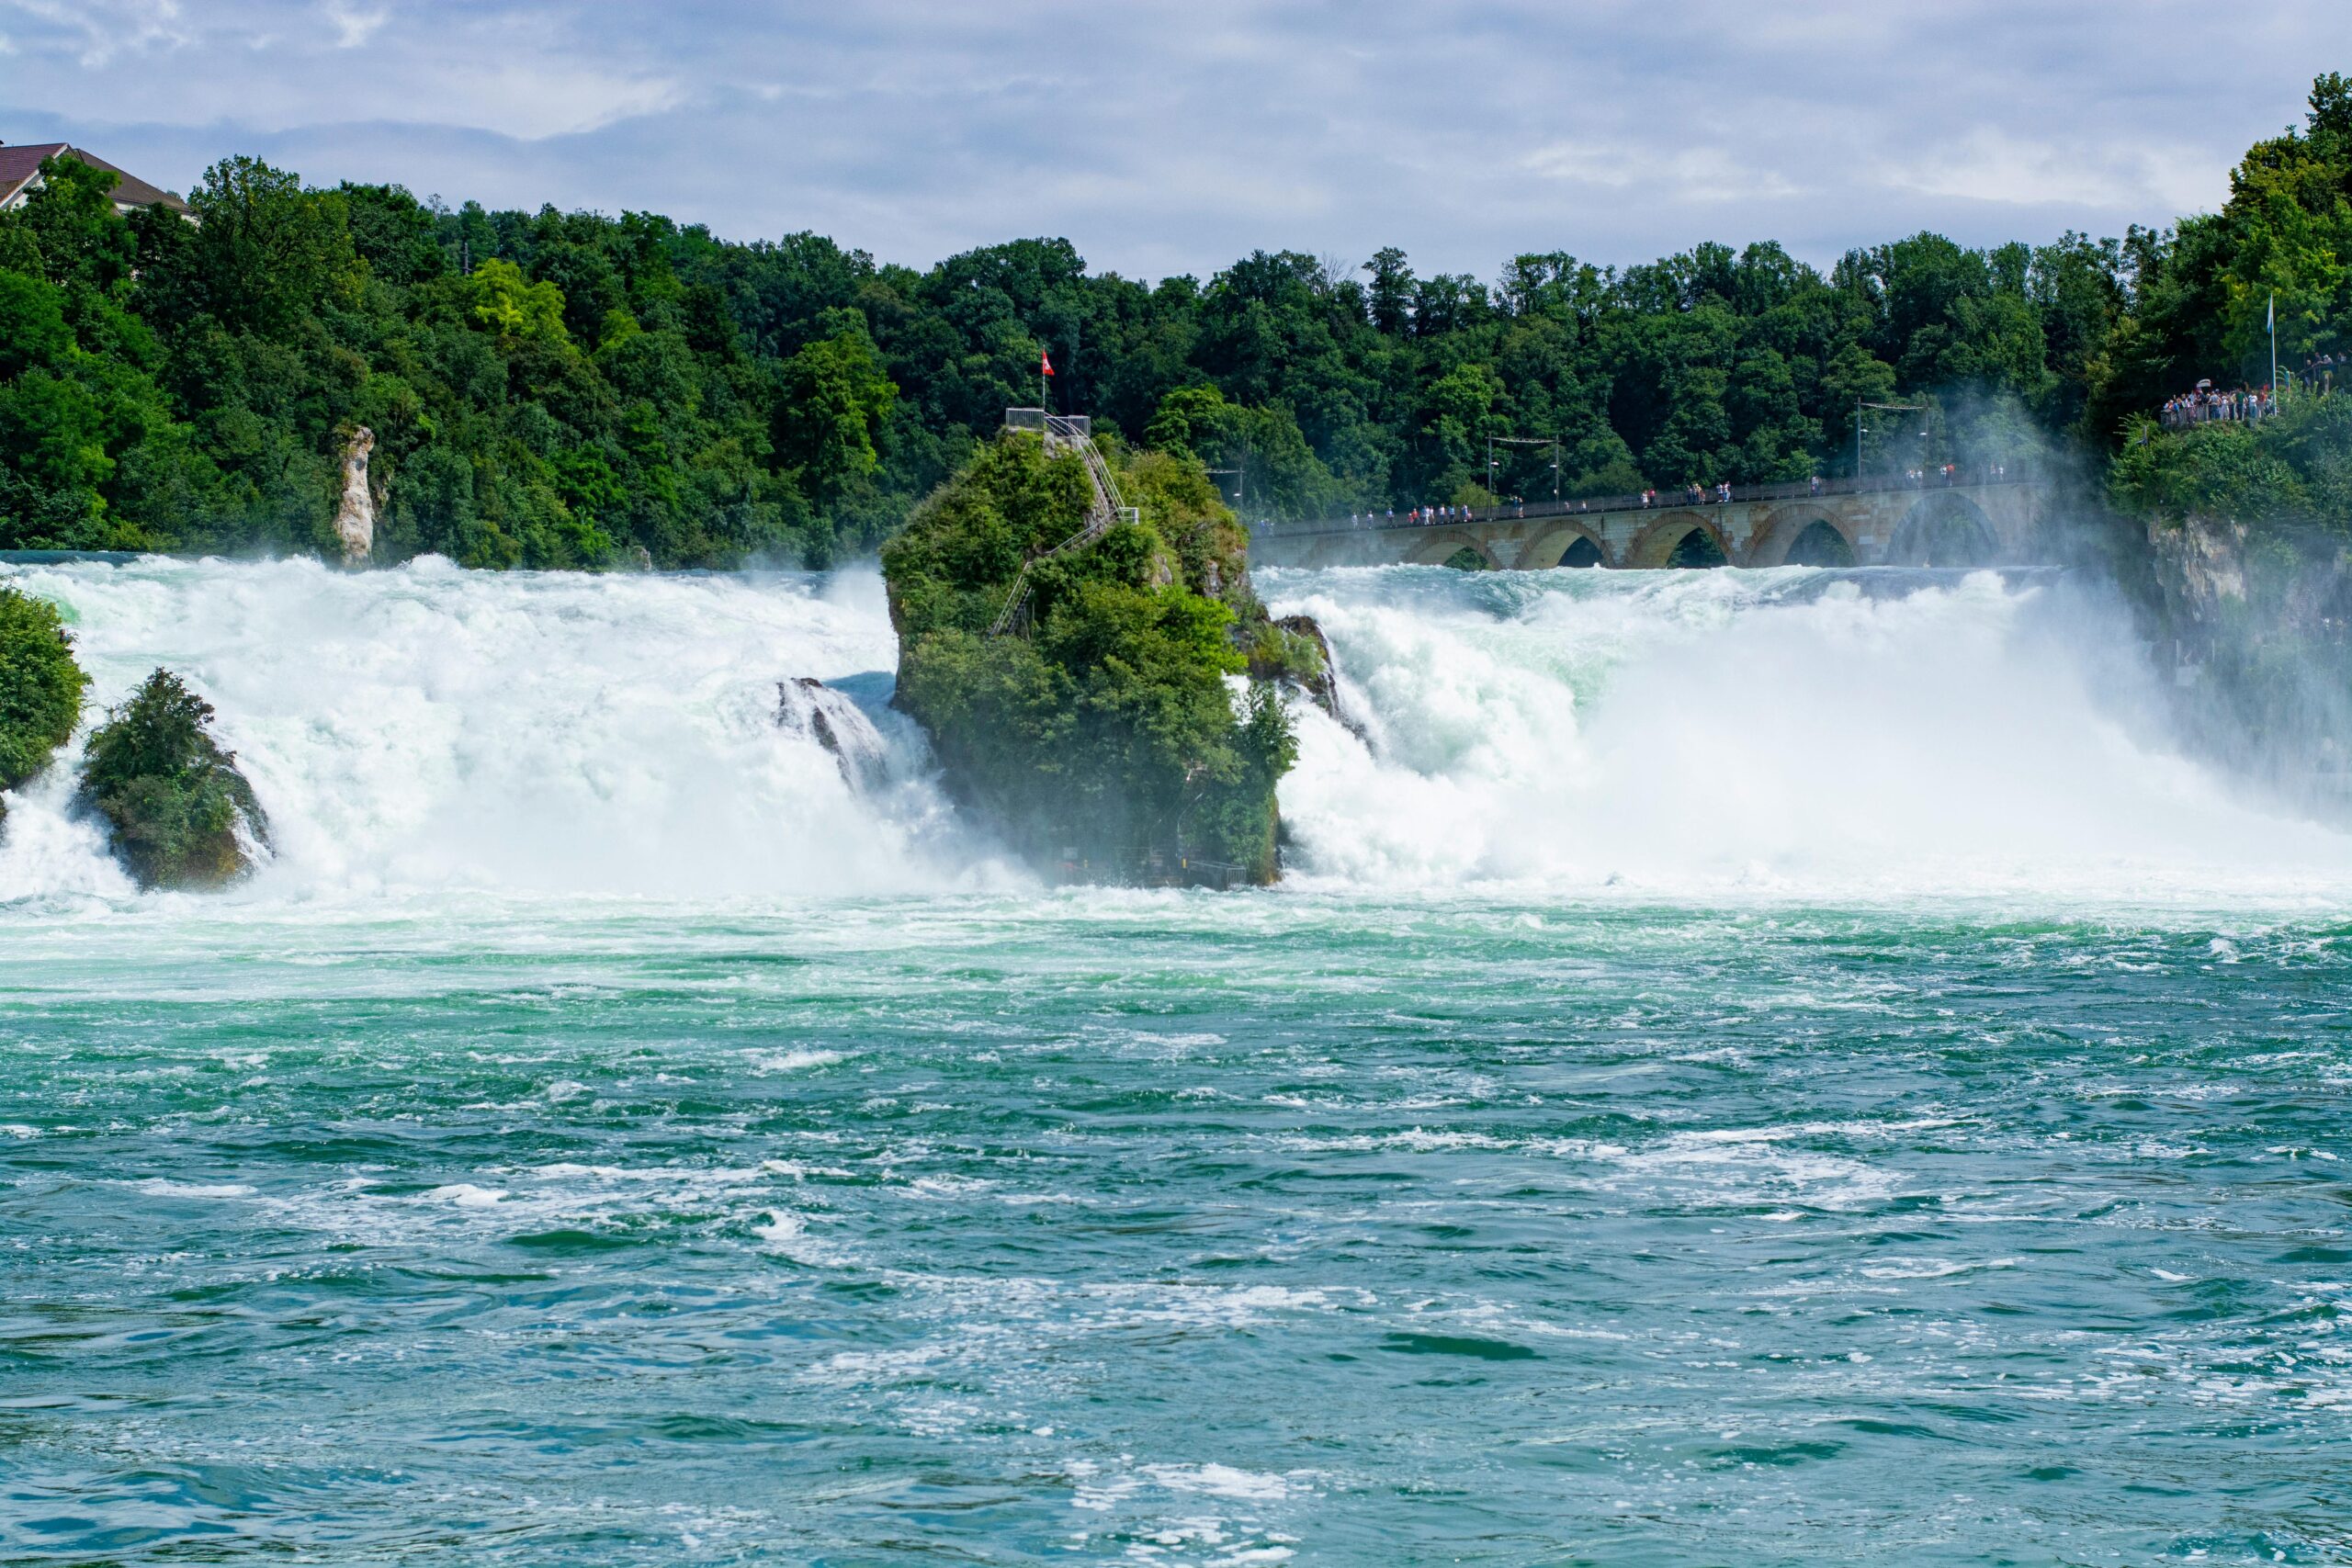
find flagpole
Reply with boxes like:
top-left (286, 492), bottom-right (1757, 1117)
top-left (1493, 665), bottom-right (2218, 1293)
top-left (2270, 291), bottom-right (2278, 401)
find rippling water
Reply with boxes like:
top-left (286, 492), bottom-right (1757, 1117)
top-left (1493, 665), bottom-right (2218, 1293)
top-left (6, 560), bottom-right (2352, 1563)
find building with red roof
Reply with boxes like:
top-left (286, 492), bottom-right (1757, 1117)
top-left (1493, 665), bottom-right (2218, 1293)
top-left (0, 141), bottom-right (190, 217)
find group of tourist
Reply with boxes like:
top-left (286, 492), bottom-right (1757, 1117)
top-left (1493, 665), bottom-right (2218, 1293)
top-left (1635, 482), bottom-right (1738, 507)
top-left (1343, 505), bottom-right (1470, 528)
top-left (1319, 463), bottom-right (2013, 532)
top-left (2160, 385), bottom-right (2277, 429)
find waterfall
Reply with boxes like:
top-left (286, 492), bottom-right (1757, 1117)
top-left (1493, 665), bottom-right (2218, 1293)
top-left (1259, 564), bottom-right (2352, 899)
top-left (5, 554), bottom-right (2347, 908)
top-left (0, 557), bottom-right (982, 905)
top-left (776, 677), bottom-right (897, 793)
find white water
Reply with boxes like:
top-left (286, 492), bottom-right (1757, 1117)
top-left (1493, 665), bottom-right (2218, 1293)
top-left (5, 555), bottom-right (2349, 908)
top-left (1261, 564), bottom-right (2352, 902)
top-left (0, 557), bottom-right (984, 906)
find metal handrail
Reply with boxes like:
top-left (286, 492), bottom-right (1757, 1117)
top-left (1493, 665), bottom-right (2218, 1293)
top-left (1250, 470), bottom-right (2036, 539)
top-left (989, 414), bottom-right (1131, 637)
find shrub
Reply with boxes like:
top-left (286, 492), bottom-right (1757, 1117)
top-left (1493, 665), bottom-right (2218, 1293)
top-left (0, 584), bottom-right (89, 814)
top-left (77, 669), bottom-right (269, 888)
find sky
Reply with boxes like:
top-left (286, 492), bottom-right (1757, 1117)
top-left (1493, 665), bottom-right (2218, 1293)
top-left (0, 0), bottom-right (2342, 284)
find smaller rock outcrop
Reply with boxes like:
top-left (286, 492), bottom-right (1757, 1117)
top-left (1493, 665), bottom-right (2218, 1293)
top-left (778, 677), bottom-right (891, 790)
top-left (333, 426), bottom-right (377, 567)
top-left (76, 670), bottom-right (270, 889)
top-left (1245, 613), bottom-right (1351, 731)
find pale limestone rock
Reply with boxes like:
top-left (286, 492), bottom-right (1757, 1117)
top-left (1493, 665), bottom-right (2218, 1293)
top-left (334, 426), bottom-right (377, 566)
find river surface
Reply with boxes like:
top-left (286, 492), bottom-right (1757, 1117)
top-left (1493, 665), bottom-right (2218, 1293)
top-left (4, 558), bottom-right (2351, 1565)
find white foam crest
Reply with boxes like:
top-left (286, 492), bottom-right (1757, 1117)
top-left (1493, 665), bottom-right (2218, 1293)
top-left (0, 557), bottom-right (988, 902)
top-left (1264, 564), bottom-right (2352, 899)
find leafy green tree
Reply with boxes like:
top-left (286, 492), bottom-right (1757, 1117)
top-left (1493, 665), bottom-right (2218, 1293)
top-left (467, 257), bottom-right (570, 345)
top-left (187, 157), bottom-right (361, 335)
top-left (0, 585), bottom-right (88, 810)
top-left (12, 155), bottom-right (138, 292)
top-left (775, 309), bottom-right (897, 505)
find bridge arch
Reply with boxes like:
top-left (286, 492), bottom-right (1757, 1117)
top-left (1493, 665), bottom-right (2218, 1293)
top-left (1407, 529), bottom-right (1499, 570)
top-left (1889, 492), bottom-right (1999, 568)
top-left (1522, 523), bottom-right (1609, 570)
top-left (1626, 513), bottom-right (1730, 570)
top-left (1748, 507), bottom-right (1857, 568)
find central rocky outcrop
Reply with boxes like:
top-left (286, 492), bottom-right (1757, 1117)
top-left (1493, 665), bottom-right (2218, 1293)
top-left (880, 428), bottom-right (1314, 885)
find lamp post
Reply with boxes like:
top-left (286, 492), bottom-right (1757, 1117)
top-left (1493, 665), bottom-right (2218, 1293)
top-left (1857, 400), bottom-right (1928, 482)
top-left (1487, 434), bottom-right (1561, 508)
top-left (1205, 466), bottom-right (1242, 514)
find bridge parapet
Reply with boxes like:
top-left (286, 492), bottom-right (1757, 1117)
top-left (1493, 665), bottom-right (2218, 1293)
top-left (1250, 476), bottom-right (2047, 571)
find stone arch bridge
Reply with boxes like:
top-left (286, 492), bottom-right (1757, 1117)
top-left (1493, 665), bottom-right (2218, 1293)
top-left (1249, 478), bottom-right (2047, 572)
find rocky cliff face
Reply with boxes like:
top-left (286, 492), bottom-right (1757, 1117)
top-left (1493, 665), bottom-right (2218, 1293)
top-left (1246, 613), bottom-right (1352, 734)
top-left (778, 677), bottom-right (892, 791)
top-left (2142, 513), bottom-right (2352, 809)
top-left (334, 426), bottom-right (377, 567)
top-left (2144, 514), bottom-right (2249, 638)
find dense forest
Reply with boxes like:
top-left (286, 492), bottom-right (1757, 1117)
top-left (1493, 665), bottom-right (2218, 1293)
top-left (2, 76), bottom-right (2346, 568)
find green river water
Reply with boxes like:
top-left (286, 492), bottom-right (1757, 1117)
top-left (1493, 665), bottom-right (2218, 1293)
top-left (3, 558), bottom-right (2348, 1565)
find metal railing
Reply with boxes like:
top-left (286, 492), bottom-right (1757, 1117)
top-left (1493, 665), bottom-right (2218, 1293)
top-left (989, 411), bottom-right (1133, 637)
top-left (1250, 469), bottom-right (2036, 539)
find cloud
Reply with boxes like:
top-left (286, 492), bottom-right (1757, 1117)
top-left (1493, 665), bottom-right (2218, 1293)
top-left (6, 0), bottom-right (186, 66)
top-left (0, 0), bottom-right (2337, 278)
top-left (1523, 142), bottom-right (1803, 204)
top-left (322, 0), bottom-right (388, 49)
top-left (1880, 129), bottom-right (2225, 219)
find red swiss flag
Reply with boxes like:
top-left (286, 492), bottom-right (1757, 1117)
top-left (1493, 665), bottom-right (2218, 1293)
top-left (1041, 348), bottom-right (1055, 377)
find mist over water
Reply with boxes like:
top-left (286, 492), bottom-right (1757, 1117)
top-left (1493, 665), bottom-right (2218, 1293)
top-left (1268, 562), bottom-right (2352, 900)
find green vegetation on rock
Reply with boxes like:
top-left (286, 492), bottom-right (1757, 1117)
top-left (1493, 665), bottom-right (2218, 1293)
top-left (2111, 392), bottom-right (2352, 528)
top-left (0, 584), bottom-right (89, 822)
top-left (77, 669), bottom-right (270, 889)
top-left (883, 433), bottom-right (1297, 884)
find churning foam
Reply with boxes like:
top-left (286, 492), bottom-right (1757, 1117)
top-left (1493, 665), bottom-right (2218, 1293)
top-left (1261, 564), bottom-right (2352, 900)
top-left (4, 555), bottom-right (2348, 908)
top-left (0, 557), bottom-right (982, 903)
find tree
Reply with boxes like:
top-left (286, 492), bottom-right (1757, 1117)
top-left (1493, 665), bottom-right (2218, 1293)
top-left (466, 257), bottom-right (570, 345)
top-left (0, 585), bottom-right (88, 799)
top-left (775, 309), bottom-right (897, 511)
top-left (187, 156), bottom-right (360, 335)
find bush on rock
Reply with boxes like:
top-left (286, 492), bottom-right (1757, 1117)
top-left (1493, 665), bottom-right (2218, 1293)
top-left (882, 432), bottom-right (1295, 885)
top-left (0, 584), bottom-right (90, 826)
top-left (78, 669), bottom-right (269, 888)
